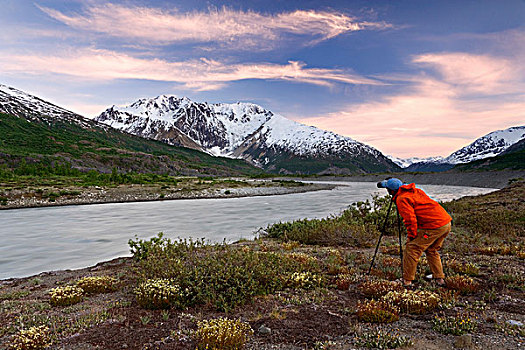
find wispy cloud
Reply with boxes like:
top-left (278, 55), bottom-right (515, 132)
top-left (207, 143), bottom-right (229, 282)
top-left (413, 52), bottom-right (521, 95)
top-left (296, 52), bottom-right (525, 158)
top-left (38, 4), bottom-right (391, 49)
top-left (0, 48), bottom-right (382, 91)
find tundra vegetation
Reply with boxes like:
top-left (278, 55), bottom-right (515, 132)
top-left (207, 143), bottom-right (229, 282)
top-left (0, 181), bottom-right (523, 349)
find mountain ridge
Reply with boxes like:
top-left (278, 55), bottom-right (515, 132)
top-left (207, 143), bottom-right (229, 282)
top-left (96, 94), bottom-right (400, 174)
top-left (0, 84), bottom-right (260, 176)
top-left (395, 126), bottom-right (525, 171)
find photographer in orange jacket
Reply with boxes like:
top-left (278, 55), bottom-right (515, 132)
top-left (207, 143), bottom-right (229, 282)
top-left (378, 178), bottom-right (452, 287)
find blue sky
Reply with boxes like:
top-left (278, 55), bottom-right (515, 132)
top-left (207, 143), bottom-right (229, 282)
top-left (1, 0), bottom-right (524, 157)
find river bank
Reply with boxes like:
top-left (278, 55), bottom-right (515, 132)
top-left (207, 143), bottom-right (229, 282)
top-left (308, 169), bottom-right (525, 189)
top-left (0, 179), bottom-right (336, 210)
top-left (3, 169), bottom-right (519, 210)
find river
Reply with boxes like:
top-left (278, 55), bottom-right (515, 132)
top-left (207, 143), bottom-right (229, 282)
top-left (0, 181), bottom-right (496, 279)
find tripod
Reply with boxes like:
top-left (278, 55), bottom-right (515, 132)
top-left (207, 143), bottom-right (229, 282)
top-left (368, 197), bottom-right (404, 276)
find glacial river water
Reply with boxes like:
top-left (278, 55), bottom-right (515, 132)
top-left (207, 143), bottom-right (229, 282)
top-left (0, 181), bottom-right (496, 279)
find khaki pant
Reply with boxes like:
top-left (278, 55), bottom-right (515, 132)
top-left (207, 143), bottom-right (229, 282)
top-left (403, 222), bottom-right (451, 281)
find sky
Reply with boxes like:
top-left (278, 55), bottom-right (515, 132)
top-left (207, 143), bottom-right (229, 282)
top-left (1, 0), bottom-right (524, 158)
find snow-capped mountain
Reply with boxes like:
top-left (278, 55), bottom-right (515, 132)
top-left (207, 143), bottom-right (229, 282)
top-left (96, 95), bottom-right (400, 174)
top-left (0, 84), bottom-right (92, 127)
top-left (444, 126), bottom-right (525, 164)
top-left (387, 156), bottom-right (445, 168)
top-left (399, 126), bottom-right (525, 171)
top-left (0, 83), bottom-right (262, 176)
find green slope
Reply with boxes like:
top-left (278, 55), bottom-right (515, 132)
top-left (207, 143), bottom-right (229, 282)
top-left (0, 112), bottom-right (261, 176)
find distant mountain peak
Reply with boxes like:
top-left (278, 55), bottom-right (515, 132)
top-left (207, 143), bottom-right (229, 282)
top-left (395, 125), bottom-right (525, 171)
top-left (444, 126), bottom-right (525, 164)
top-left (96, 94), bottom-right (399, 174)
top-left (387, 155), bottom-right (445, 168)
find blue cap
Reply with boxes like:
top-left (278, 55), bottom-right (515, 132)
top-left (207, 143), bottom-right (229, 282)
top-left (378, 178), bottom-right (403, 191)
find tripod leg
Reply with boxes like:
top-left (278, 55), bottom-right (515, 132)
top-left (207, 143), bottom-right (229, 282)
top-left (396, 208), bottom-right (404, 278)
top-left (368, 198), bottom-right (394, 275)
top-left (368, 231), bottom-right (385, 275)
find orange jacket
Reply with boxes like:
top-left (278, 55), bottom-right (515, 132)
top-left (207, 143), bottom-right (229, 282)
top-left (393, 183), bottom-right (452, 239)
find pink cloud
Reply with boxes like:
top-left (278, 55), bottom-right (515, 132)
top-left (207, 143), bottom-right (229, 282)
top-left (413, 52), bottom-right (522, 95)
top-left (0, 49), bottom-right (382, 91)
top-left (292, 50), bottom-right (525, 158)
top-left (295, 73), bottom-right (525, 158)
top-left (38, 4), bottom-right (390, 49)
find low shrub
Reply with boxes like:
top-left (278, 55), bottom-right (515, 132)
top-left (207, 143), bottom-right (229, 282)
top-left (132, 236), bottom-right (300, 311)
top-left (432, 314), bottom-right (477, 335)
top-left (356, 300), bottom-right (400, 323)
top-left (135, 279), bottom-right (187, 310)
top-left (128, 232), bottom-right (171, 261)
top-left (76, 276), bottom-right (117, 294)
top-left (445, 200), bottom-right (524, 239)
top-left (267, 217), bottom-right (376, 247)
top-left (195, 317), bottom-right (253, 350)
top-left (448, 260), bottom-right (480, 276)
top-left (266, 195), bottom-right (399, 247)
top-left (437, 289), bottom-right (459, 309)
top-left (289, 272), bottom-right (322, 290)
top-left (382, 290), bottom-right (440, 314)
top-left (355, 328), bottom-right (413, 349)
top-left (281, 241), bottom-right (300, 251)
top-left (49, 286), bottom-right (84, 306)
top-left (380, 244), bottom-right (402, 256)
top-left (357, 280), bottom-right (404, 299)
top-left (46, 192), bottom-right (60, 202)
top-left (9, 326), bottom-right (51, 350)
top-left (490, 270), bottom-right (525, 291)
top-left (476, 245), bottom-right (517, 256)
top-left (335, 273), bottom-right (355, 290)
top-left (369, 257), bottom-right (402, 280)
top-left (285, 252), bottom-right (319, 270)
top-left (324, 248), bottom-right (350, 275)
top-left (446, 275), bottom-right (480, 295)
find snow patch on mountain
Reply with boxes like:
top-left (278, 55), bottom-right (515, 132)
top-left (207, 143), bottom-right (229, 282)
top-left (1, 84), bottom-right (71, 118)
top-left (96, 94), bottom-right (383, 161)
top-left (444, 126), bottom-right (525, 164)
top-left (389, 126), bottom-right (525, 169)
top-left (0, 84), bottom-right (92, 128)
top-left (388, 155), bottom-right (445, 168)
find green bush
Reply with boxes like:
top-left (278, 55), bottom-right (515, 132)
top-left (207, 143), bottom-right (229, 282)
top-left (266, 217), bottom-right (376, 247)
top-left (265, 195), bottom-right (401, 247)
top-left (128, 232), bottom-right (170, 261)
top-left (195, 318), bottom-right (253, 350)
top-left (130, 236), bottom-right (303, 311)
top-left (46, 192), bottom-right (60, 202)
